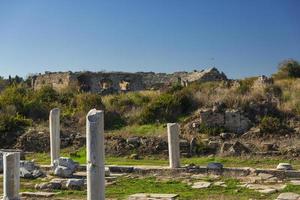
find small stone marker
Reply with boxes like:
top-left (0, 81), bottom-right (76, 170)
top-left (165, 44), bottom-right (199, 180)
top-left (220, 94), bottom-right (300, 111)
top-left (277, 163), bottom-right (293, 170)
top-left (50, 108), bottom-right (60, 166)
top-left (167, 123), bottom-right (180, 168)
top-left (128, 193), bottom-right (179, 200)
top-left (86, 109), bottom-right (105, 200)
top-left (3, 151), bottom-right (20, 200)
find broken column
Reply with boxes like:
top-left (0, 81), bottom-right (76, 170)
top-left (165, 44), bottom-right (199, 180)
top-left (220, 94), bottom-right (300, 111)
top-left (3, 151), bottom-right (20, 200)
top-left (86, 109), bottom-right (105, 200)
top-left (50, 108), bottom-right (60, 166)
top-left (167, 123), bottom-right (180, 168)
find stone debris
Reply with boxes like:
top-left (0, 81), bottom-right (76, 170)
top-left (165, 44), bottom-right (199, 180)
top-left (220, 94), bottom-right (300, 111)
top-left (213, 181), bottom-right (227, 187)
top-left (290, 180), bottom-right (300, 186)
top-left (276, 192), bottom-right (300, 200)
top-left (35, 182), bottom-right (62, 191)
top-left (53, 157), bottom-right (79, 178)
top-left (66, 178), bottom-right (85, 190)
top-left (20, 191), bottom-right (58, 198)
top-left (128, 193), bottom-right (179, 200)
top-left (207, 162), bottom-right (223, 170)
top-left (20, 160), bottom-right (44, 179)
top-left (277, 163), bottom-right (293, 170)
top-left (258, 188), bottom-right (277, 194)
top-left (191, 181), bottom-right (211, 189)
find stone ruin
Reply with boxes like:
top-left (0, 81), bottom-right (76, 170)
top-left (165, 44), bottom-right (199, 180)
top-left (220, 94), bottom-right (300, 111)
top-left (30, 68), bottom-right (227, 94)
top-left (198, 108), bottom-right (252, 134)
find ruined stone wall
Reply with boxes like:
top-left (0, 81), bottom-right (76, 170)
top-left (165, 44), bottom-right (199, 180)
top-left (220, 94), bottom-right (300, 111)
top-left (32, 72), bottom-right (78, 91)
top-left (32, 68), bottom-right (228, 93)
top-left (199, 109), bottom-right (251, 134)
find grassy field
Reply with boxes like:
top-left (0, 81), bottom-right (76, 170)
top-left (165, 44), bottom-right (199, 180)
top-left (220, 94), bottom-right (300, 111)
top-left (1, 176), bottom-right (300, 199)
top-left (26, 147), bottom-right (298, 170)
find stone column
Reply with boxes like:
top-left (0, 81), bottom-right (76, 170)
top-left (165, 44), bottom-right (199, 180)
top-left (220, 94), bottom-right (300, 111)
top-left (3, 152), bottom-right (20, 200)
top-left (167, 123), bottom-right (180, 168)
top-left (86, 109), bottom-right (105, 200)
top-left (50, 108), bottom-right (60, 166)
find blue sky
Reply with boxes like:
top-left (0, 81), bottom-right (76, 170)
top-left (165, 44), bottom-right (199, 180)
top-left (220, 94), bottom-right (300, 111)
top-left (0, 0), bottom-right (299, 79)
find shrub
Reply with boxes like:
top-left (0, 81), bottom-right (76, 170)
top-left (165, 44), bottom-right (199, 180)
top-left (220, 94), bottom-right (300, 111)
top-left (75, 93), bottom-right (104, 113)
top-left (236, 77), bottom-right (257, 94)
top-left (139, 90), bottom-right (194, 124)
top-left (273, 59), bottom-right (300, 79)
top-left (264, 85), bottom-right (282, 98)
top-left (259, 116), bottom-right (282, 133)
top-left (34, 86), bottom-right (59, 103)
top-left (197, 123), bottom-right (226, 136)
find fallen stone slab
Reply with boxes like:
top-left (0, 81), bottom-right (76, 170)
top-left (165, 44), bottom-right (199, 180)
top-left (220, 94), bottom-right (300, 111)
top-left (191, 181), bottom-right (211, 189)
top-left (276, 192), bottom-right (300, 200)
top-left (20, 191), bottom-right (58, 198)
top-left (277, 163), bottom-right (293, 171)
top-left (258, 188), bottom-right (277, 194)
top-left (290, 180), bottom-right (300, 186)
top-left (109, 166), bottom-right (134, 173)
top-left (128, 193), bottom-right (179, 200)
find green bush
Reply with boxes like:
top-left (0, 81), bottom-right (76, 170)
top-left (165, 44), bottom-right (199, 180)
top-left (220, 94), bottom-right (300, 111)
top-left (197, 123), bottom-right (225, 136)
top-left (273, 59), bottom-right (300, 79)
top-left (259, 116), bottom-right (282, 133)
top-left (236, 77), bottom-right (257, 94)
top-left (139, 90), bottom-right (194, 124)
top-left (264, 85), bottom-right (282, 98)
top-left (75, 93), bottom-right (104, 113)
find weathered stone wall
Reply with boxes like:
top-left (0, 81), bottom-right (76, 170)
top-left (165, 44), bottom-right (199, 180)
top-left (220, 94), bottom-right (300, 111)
top-left (32, 68), bottom-right (228, 93)
top-left (199, 109), bottom-right (251, 134)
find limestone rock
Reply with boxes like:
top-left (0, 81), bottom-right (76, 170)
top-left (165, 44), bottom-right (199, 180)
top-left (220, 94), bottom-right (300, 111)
top-left (277, 163), bottom-right (293, 170)
top-left (276, 192), bottom-right (300, 200)
top-left (66, 178), bottom-right (85, 190)
top-left (54, 166), bottom-right (73, 178)
top-left (192, 181), bottom-right (211, 189)
top-left (19, 160), bottom-right (44, 179)
top-left (53, 157), bottom-right (79, 178)
top-left (35, 182), bottom-right (62, 191)
top-left (207, 162), bottom-right (223, 170)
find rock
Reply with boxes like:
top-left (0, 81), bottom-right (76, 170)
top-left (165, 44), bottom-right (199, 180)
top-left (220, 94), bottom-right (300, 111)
top-left (192, 181), bottom-right (211, 189)
top-left (35, 182), bottom-right (62, 191)
top-left (109, 166), bottom-right (134, 173)
top-left (66, 179), bottom-right (85, 190)
top-left (220, 132), bottom-right (233, 140)
top-left (126, 137), bottom-right (140, 147)
top-left (54, 166), bottom-right (74, 178)
top-left (290, 180), bottom-right (300, 186)
top-left (261, 143), bottom-right (278, 151)
top-left (19, 160), bottom-right (44, 179)
top-left (257, 173), bottom-right (274, 180)
top-left (276, 192), bottom-right (300, 200)
top-left (20, 191), bottom-right (57, 198)
top-left (277, 163), bottom-right (293, 170)
top-left (258, 188), bottom-right (277, 194)
top-left (228, 141), bottom-right (250, 156)
top-left (214, 181), bottom-right (227, 187)
top-left (53, 157), bottom-right (79, 172)
top-left (105, 168), bottom-right (110, 177)
top-left (207, 162), bottom-right (223, 170)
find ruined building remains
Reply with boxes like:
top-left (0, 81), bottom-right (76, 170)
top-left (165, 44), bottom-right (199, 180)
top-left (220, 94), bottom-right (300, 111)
top-left (31, 68), bottom-right (227, 93)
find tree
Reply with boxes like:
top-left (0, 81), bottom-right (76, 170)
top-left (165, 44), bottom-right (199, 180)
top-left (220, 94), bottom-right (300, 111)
top-left (273, 59), bottom-right (300, 79)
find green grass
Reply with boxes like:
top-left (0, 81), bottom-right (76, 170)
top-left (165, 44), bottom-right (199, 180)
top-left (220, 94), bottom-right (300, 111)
top-left (26, 147), bottom-right (299, 170)
top-left (107, 124), bottom-right (166, 137)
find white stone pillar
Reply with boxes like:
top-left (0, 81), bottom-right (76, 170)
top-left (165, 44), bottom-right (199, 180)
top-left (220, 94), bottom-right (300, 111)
top-left (3, 152), bottom-right (20, 200)
top-left (50, 108), bottom-right (60, 166)
top-left (86, 109), bottom-right (105, 200)
top-left (167, 123), bottom-right (180, 168)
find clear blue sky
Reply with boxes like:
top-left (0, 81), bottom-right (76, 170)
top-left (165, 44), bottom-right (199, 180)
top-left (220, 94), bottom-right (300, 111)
top-left (0, 0), bottom-right (299, 79)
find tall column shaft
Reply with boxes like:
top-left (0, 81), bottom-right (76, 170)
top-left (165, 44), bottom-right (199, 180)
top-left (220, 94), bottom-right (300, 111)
top-left (167, 123), bottom-right (180, 168)
top-left (86, 109), bottom-right (105, 200)
top-left (3, 152), bottom-right (20, 200)
top-left (50, 108), bottom-right (60, 166)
